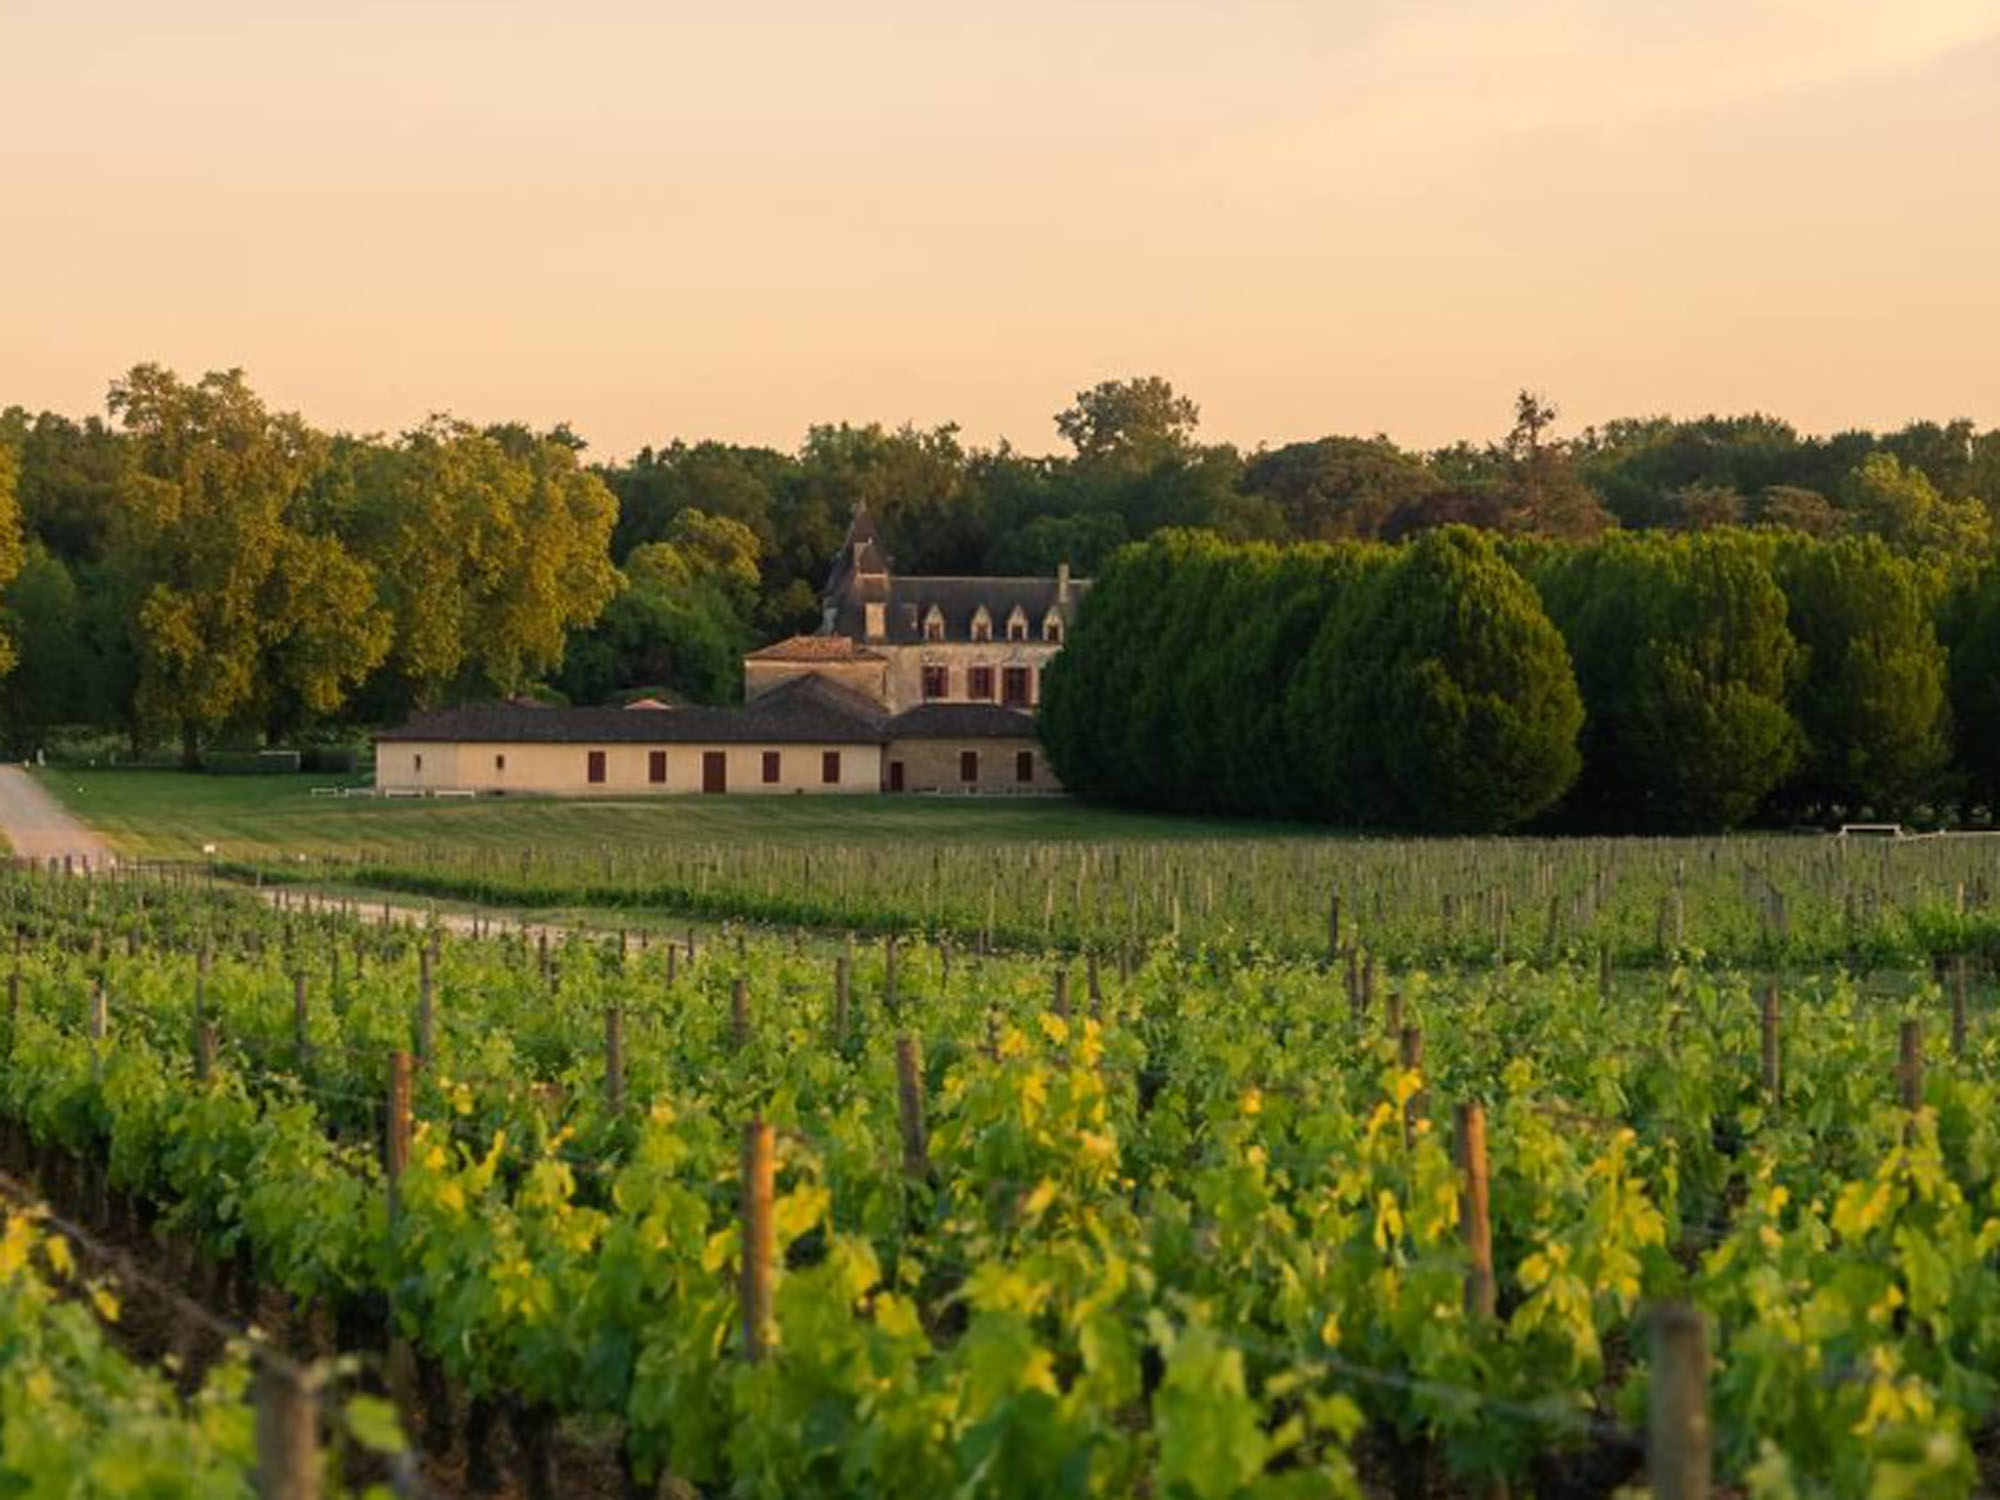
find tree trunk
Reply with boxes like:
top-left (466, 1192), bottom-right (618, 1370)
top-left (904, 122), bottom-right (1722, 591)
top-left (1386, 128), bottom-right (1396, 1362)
top-left (180, 721), bottom-right (202, 770)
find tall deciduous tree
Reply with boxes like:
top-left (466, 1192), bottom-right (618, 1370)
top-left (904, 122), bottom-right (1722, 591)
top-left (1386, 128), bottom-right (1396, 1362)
top-left (107, 365), bottom-right (381, 760)
top-left (354, 419), bottom-right (618, 706)
top-left (1055, 377), bottom-right (1202, 472)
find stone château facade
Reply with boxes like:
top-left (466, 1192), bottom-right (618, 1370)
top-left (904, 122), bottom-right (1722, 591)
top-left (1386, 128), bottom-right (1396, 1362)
top-left (742, 505), bottom-right (1089, 714)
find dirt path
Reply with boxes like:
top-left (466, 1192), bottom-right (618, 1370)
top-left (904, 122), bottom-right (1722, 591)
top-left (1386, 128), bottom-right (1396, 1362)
top-left (0, 765), bottom-right (115, 865)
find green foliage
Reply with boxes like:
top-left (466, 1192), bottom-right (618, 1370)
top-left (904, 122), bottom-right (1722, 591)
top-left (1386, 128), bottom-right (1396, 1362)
top-left (1771, 535), bottom-right (1950, 818)
top-left (1536, 531), bottom-right (1801, 830)
top-left (1317, 528), bottom-right (1582, 832)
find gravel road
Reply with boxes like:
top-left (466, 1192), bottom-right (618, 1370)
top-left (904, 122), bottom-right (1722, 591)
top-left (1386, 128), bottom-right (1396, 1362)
top-left (0, 765), bottom-right (115, 864)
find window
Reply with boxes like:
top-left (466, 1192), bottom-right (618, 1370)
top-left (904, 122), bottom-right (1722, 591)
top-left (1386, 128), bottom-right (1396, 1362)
top-left (968, 665), bottom-right (994, 700)
top-left (924, 608), bottom-right (945, 642)
top-left (864, 602), bottom-right (886, 639)
top-left (762, 750), bottom-right (781, 784)
top-left (921, 664), bottom-right (949, 700)
top-left (648, 750), bottom-right (667, 784)
top-left (971, 608), bottom-right (992, 643)
top-left (1002, 666), bottom-right (1032, 707)
top-left (494, 753), bottom-right (506, 772)
top-left (1016, 749), bottom-right (1034, 783)
top-left (822, 751), bottom-right (841, 784)
top-left (959, 750), bottom-right (979, 783)
top-left (1043, 613), bottom-right (1064, 643)
top-left (587, 750), bottom-right (606, 784)
top-left (1007, 608), bottom-right (1028, 642)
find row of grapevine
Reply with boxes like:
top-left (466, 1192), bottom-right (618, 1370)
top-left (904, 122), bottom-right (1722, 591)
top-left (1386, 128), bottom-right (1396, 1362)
top-left (177, 829), bottom-right (2000, 969)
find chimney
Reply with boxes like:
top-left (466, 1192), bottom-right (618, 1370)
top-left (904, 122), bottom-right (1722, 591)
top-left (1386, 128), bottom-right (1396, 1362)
top-left (1057, 560), bottom-right (1071, 604)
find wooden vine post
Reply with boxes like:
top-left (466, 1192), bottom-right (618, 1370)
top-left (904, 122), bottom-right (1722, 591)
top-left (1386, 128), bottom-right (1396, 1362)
top-left (1899, 1018), bottom-right (1923, 1114)
top-left (1952, 956), bottom-right (1969, 1059)
top-left (1399, 1025), bottom-right (1425, 1143)
top-left (739, 1119), bottom-right (775, 1362)
top-left (253, 1362), bottom-right (323, 1500)
top-left (415, 945), bottom-right (435, 1063)
top-left (833, 954), bottom-right (851, 1045)
top-left (894, 1035), bottom-right (930, 1181)
top-left (1648, 1303), bottom-right (1711, 1500)
top-left (603, 1006), bottom-right (625, 1117)
top-left (1760, 983), bottom-right (1781, 1105)
top-left (89, 981), bottom-right (108, 1085)
top-left (385, 1050), bottom-right (413, 1222)
top-left (293, 972), bottom-right (310, 1071)
top-left (1454, 1101), bottom-right (1495, 1322)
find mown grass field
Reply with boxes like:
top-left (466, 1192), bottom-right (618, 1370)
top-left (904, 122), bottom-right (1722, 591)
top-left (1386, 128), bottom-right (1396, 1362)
top-left (36, 768), bottom-right (1315, 860)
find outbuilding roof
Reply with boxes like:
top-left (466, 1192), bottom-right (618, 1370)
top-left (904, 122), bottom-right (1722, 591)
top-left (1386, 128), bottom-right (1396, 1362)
top-left (379, 675), bottom-right (887, 746)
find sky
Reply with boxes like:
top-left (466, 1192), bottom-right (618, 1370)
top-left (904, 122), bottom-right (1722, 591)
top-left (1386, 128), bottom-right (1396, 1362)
top-left (4, 0), bottom-right (1998, 460)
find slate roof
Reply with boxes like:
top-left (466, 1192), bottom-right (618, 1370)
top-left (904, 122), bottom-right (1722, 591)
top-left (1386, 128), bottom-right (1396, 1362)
top-left (379, 675), bottom-right (886, 745)
top-left (820, 506), bottom-right (1092, 644)
top-left (883, 704), bottom-right (1041, 740)
top-left (744, 634), bottom-right (886, 663)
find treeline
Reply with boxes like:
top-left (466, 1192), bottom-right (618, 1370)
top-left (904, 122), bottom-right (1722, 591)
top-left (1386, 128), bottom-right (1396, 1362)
top-left (5, 367), bottom-right (2000, 765)
top-left (1042, 525), bottom-right (2000, 832)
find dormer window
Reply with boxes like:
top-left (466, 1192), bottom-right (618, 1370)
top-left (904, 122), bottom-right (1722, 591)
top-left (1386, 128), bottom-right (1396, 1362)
top-left (864, 602), bottom-right (886, 640)
top-left (923, 606), bottom-right (946, 642)
top-left (1006, 607), bottom-right (1029, 642)
top-left (970, 607), bottom-right (992, 643)
top-left (1042, 611), bottom-right (1064, 644)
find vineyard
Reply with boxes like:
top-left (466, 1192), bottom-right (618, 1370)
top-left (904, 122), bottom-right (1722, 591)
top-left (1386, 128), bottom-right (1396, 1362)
top-left (235, 829), bottom-right (2000, 968)
top-left (1, 856), bottom-right (1999, 1497)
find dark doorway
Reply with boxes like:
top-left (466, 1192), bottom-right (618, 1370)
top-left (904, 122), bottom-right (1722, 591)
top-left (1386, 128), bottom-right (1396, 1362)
top-left (702, 751), bottom-right (727, 793)
top-left (888, 760), bottom-right (905, 792)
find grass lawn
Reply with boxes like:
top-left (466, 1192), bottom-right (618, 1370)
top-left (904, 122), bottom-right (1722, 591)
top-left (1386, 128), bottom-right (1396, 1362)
top-left (38, 768), bottom-right (1319, 860)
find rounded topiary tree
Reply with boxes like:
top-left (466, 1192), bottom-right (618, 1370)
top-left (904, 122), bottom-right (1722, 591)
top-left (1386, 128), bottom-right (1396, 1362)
top-left (1322, 526), bottom-right (1582, 832)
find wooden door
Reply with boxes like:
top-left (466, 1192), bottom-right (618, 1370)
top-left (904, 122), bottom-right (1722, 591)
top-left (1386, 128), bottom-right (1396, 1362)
top-left (702, 751), bottom-right (727, 793)
top-left (888, 760), bottom-right (905, 792)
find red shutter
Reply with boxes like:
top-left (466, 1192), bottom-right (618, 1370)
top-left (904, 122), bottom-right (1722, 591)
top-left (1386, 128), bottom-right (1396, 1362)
top-left (762, 750), bottom-right (781, 784)
top-left (822, 751), bottom-right (841, 784)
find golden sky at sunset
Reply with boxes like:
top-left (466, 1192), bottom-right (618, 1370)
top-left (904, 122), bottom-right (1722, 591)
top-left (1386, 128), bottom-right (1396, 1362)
top-left (6, 1), bottom-right (1998, 458)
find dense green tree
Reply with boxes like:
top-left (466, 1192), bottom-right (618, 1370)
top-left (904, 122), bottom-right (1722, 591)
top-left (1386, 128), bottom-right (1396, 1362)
top-left (1240, 436), bottom-right (1439, 541)
top-left (106, 365), bottom-right (376, 760)
top-left (1841, 453), bottom-right (1992, 562)
top-left (1940, 562), bottom-right (2000, 817)
top-left (1751, 485), bottom-right (1843, 537)
top-left (1055, 377), bottom-right (1201, 472)
top-left (1040, 533), bottom-right (1204, 799)
top-left (1497, 392), bottom-right (1613, 539)
top-left (351, 418), bottom-right (618, 706)
top-left (1537, 532), bottom-right (1800, 829)
top-left (0, 445), bottom-right (22, 679)
top-left (1310, 528), bottom-right (1581, 831)
top-left (0, 547), bottom-right (97, 752)
top-left (1770, 535), bottom-right (1949, 818)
